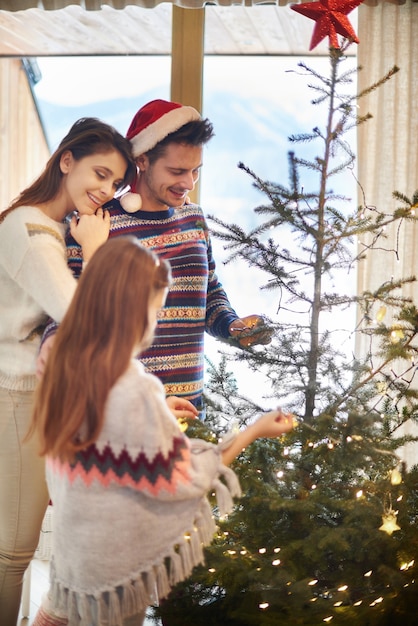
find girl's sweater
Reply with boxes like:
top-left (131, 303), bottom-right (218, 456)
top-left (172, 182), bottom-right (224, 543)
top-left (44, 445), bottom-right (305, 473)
top-left (45, 360), bottom-right (241, 625)
top-left (0, 207), bottom-right (76, 391)
top-left (66, 201), bottom-right (239, 407)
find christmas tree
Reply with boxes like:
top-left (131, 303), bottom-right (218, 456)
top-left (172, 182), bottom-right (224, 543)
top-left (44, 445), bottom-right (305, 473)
top-left (152, 7), bottom-right (418, 626)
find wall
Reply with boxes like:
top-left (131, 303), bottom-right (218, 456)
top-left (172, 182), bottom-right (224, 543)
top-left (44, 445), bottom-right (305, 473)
top-left (0, 58), bottom-right (49, 212)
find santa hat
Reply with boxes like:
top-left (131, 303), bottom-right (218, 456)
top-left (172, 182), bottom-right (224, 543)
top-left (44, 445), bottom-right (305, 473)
top-left (120, 99), bottom-right (201, 213)
top-left (126, 98), bottom-right (201, 158)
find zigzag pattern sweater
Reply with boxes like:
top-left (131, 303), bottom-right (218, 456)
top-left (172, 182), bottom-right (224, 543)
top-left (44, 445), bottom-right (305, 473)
top-left (45, 359), bottom-right (241, 625)
top-left (66, 200), bottom-right (240, 408)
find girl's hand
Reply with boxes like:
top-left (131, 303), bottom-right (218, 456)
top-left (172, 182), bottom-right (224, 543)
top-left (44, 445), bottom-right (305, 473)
top-left (70, 208), bottom-right (110, 262)
top-left (250, 409), bottom-right (295, 439)
top-left (166, 396), bottom-right (199, 420)
top-left (36, 334), bottom-right (55, 379)
top-left (221, 409), bottom-right (295, 466)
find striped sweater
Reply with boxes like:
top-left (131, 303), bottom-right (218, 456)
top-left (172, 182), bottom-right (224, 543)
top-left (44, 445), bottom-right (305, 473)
top-left (67, 200), bottom-right (240, 408)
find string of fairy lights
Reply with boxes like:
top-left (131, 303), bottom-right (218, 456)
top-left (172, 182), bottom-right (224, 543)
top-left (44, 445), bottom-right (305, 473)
top-left (174, 177), bottom-right (418, 621)
top-left (182, 402), bottom-right (416, 621)
top-left (198, 526), bottom-right (415, 620)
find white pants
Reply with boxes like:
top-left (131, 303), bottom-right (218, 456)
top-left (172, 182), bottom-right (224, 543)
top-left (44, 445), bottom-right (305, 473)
top-left (0, 387), bottom-right (49, 626)
top-left (33, 601), bottom-right (147, 626)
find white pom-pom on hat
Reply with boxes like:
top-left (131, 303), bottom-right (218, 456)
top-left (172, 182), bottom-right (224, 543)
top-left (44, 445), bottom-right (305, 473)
top-left (120, 192), bottom-right (142, 213)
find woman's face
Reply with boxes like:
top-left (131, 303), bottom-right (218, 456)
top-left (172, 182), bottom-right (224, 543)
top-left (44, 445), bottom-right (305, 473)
top-left (60, 150), bottom-right (127, 215)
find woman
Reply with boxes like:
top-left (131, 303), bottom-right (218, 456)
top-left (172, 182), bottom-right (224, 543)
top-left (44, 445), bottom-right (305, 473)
top-left (0, 117), bottom-right (136, 625)
top-left (29, 236), bottom-right (294, 626)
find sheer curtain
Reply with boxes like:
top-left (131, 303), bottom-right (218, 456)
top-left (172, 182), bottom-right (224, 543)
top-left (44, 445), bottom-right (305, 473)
top-left (356, 0), bottom-right (418, 466)
top-left (1, 0), bottom-right (416, 10)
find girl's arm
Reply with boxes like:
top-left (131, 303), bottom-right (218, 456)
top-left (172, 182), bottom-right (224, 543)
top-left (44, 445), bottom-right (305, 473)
top-left (221, 409), bottom-right (294, 466)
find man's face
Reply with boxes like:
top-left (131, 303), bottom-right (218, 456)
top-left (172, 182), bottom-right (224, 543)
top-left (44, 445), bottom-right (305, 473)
top-left (138, 142), bottom-right (203, 210)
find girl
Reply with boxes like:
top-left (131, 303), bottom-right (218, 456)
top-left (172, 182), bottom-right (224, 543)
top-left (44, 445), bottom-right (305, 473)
top-left (30, 236), bottom-right (294, 626)
top-left (0, 117), bottom-right (136, 624)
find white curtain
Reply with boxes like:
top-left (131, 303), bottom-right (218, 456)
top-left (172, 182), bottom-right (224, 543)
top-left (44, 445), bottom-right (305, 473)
top-left (1, 0), bottom-right (417, 10)
top-left (356, 0), bottom-right (418, 466)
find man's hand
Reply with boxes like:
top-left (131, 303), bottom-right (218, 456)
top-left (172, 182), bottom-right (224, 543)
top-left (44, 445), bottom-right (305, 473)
top-left (229, 314), bottom-right (274, 347)
top-left (166, 396), bottom-right (199, 420)
top-left (36, 334), bottom-right (56, 379)
top-left (70, 207), bottom-right (110, 263)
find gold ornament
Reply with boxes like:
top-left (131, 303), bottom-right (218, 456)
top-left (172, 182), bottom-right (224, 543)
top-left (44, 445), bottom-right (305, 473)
top-left (390, 466), bottom-right (402, 485)
top-left (376, 306), bottom-right (387, 322)
top-left (379, 509), bottom-right (400, 535)
top-left (376, 381), bottom-right (388, 395)
top-left (177, 418), bottom-right (188, 433)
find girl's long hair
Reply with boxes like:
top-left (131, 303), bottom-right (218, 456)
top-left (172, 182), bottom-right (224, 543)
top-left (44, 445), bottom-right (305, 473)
top-left (30, 236), bottom-right (171, 462)
top-left (1, 117), bottom-right (136, 223)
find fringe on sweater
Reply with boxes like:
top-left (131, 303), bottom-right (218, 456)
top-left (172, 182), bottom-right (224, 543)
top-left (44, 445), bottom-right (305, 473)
top-left (47, 469), bottom-right (240, 626)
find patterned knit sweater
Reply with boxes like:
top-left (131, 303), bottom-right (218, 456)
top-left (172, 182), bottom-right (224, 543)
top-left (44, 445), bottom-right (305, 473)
top-left (0, 207), bottom-right (76, 391)
top-left (66, 200), bottom-right (240, 407)
top-left (45, 359), bottom-right (241, 625)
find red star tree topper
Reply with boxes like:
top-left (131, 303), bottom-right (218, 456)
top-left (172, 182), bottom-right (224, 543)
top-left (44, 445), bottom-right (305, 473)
top-left (291, 0), bottom-right (363, 51)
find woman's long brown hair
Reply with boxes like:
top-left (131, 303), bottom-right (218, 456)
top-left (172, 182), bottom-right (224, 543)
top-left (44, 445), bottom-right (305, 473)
top-left (29, 236), bottom-right (171, 462)
top-left (0, 117), bottom-right (136, 223)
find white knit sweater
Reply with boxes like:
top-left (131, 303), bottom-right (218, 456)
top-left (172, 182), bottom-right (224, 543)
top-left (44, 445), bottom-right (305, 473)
top-left (0, 206), bottom-right (77, 391)
top-left (45, 360), bottom-right (241, 625)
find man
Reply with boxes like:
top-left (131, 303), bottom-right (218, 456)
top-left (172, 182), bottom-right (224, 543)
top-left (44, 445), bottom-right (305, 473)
top-left (41, 99), bottom-right (272, 416)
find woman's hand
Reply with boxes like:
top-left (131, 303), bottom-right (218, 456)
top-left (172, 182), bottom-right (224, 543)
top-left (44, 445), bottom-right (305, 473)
top-left (70, 207), bottom-right (111, 262)
top-left (166, 396), bottom-right (199, 420)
